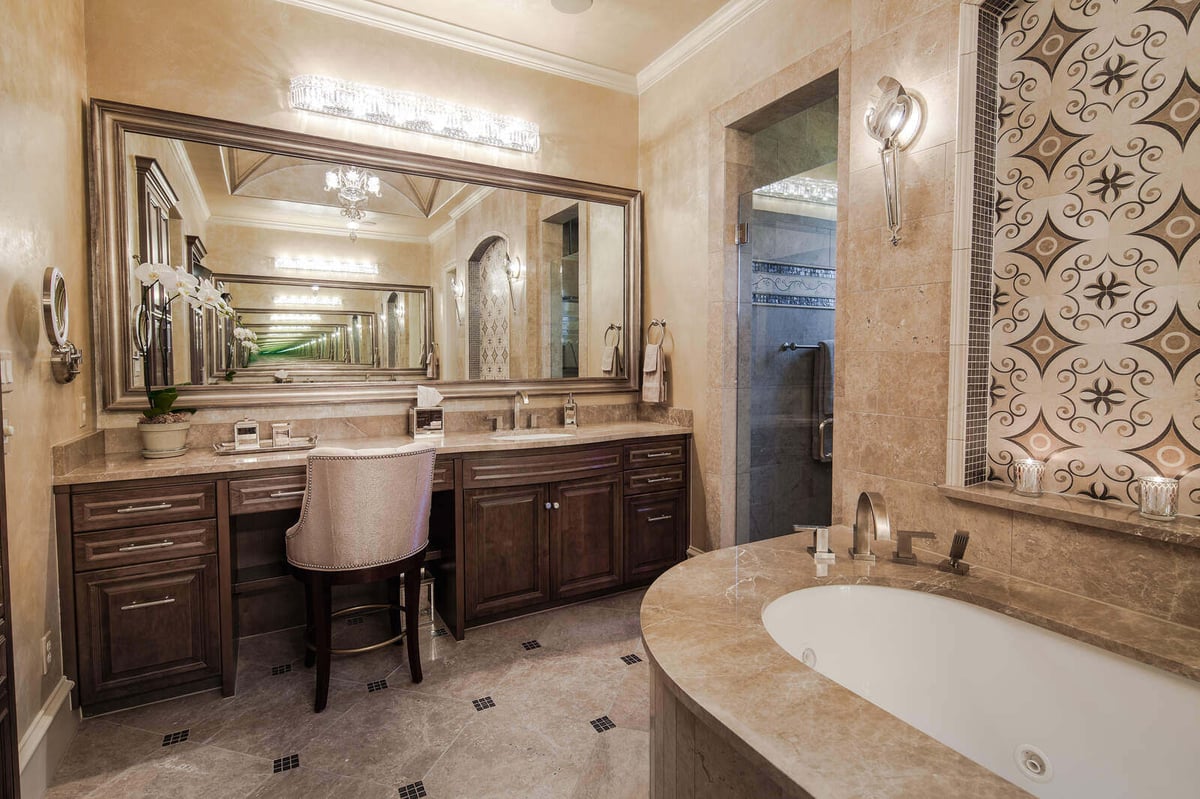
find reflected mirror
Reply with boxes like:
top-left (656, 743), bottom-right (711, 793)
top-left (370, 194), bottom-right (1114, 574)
top-left (91, 100), bottom-right (641, 410)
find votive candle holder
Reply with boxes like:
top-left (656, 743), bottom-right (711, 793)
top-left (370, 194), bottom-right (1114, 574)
top-left (1137, 476), bottom-right (1179, 521)
top-left (1013, 459), bottom-right (1045, 497)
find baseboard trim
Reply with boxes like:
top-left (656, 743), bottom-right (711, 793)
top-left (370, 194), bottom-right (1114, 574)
top-left (19, 677), bottom-right (78, 799)
top-left (686, 546), bottom-right (706, 558)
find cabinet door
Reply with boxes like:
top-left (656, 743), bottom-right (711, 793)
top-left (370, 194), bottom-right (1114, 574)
top-left (464, 485), bottom-right (550, 620)
top-left (552, 474), bottom-right (623, 599)
top-left (75, 555), bottom-right (220, 706)
top-left (625, 490), bottom-right (686, 585)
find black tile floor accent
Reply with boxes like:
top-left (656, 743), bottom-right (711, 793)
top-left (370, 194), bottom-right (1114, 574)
top-left (271, 663), bottom-right (292, 676)
top-left (367, 679), bottom-right (388, 693)
top-left (397, 780), bottom-right (427, 798)
top-left (589, 716), bottom-right (616, 733)
top-left (620, 653), bottom-right (642, 665)
top-left (471, 695), bottom-right (496, 711)
top-left (272, 754), bottom-right (300, 773)
top-left (161, 729), bottom-right (189, 747)
top-left (431, 627), bottom-right (449, 637)
top-left (521, 639), bottom-right (541, 650)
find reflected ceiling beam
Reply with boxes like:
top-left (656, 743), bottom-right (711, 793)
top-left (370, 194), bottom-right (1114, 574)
top-left (208, 215), bottom-right (429, 243)
top-left (222, 148), bottom-right (275, 195)
top-left (274, 0), bottom-right (637, 94)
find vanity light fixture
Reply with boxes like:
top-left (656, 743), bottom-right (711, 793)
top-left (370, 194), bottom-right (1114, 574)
top-left (290, 75), bottom-right (541, 154)
top-left (754, 177), bottom-right (838, 206)
top-left (505, 254), bottom-right (522, 310)
top-left (273, 256), bottom-right (379, 276)
top-left (450, 275), bottom-right (465, 325)
top-left (270, 313), bottom-right (321, 322)
top-left (273, 294), bottom-right (343, 308)
top-left (863, 76), bottom-right (924, 245)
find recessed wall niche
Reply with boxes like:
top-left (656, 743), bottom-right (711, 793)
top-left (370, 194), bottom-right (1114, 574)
top-left (977, 0), bottom-right (1200, 515)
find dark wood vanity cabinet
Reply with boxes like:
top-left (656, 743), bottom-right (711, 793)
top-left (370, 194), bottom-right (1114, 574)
top-left (462, 437), bottom-right (687, 623)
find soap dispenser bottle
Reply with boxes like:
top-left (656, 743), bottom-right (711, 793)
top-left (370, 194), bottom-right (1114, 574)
top-left (564, 393), bottom-right (578, 427)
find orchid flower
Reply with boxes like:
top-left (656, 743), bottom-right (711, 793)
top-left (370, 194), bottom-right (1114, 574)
top-left (134, 262), bottom-right (179, 292)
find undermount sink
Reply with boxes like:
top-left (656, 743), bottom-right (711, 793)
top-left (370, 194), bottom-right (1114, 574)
top-left (489, 431), bottom-right (578, 442)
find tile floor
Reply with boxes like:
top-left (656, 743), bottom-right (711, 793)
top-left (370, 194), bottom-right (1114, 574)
top-left (46, 589), bottom-right (650, 798)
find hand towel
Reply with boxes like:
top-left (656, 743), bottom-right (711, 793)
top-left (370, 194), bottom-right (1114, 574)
top-left (812, 340), bottom-right (834, 462)
top-left (642, 343), bottom-right (666, 403)
top-left (602, 345), bottom-right (617, 375)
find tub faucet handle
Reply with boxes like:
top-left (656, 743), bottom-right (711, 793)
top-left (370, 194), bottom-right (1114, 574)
top-left (937, 530), bottom-right (971, 575)
top-left (892, 530), bottom-right (936, 564)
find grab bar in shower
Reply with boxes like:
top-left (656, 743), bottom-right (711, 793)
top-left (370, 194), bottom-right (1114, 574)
top-left (779, 342), bottom-right (820, 351)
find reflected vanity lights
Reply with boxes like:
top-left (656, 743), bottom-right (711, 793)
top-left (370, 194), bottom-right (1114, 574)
top-left (270, 313), bottom-right (321, 323)
top-left (274, 256), bottom-right (379, 276)
top-left (289, 75), bottom-right (541, 154)
top-left (272, 294), bottom-right (343, 307)
top-left (755, 177), bottom-right (838, 206)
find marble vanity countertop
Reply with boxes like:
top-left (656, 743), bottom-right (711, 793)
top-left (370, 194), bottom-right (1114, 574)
top-left (53, 421), bottom-right (689, 486)
top-left (641, 528), bottom-right (1200, 799)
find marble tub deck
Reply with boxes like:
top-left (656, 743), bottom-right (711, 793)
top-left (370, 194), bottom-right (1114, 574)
top-left (641, 528), bottom-right (1200, 799)
top-left (46, 590), bottom-right (651, 799)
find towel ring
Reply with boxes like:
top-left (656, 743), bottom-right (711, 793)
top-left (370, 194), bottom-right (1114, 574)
top-left (647, 319), bottom-right (667, 346)
top-left (604, 323), bottom-right (622, 347)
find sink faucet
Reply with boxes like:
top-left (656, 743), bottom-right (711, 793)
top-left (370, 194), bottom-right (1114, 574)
top-left (850, 491), bottom-right (891, 563)
top-left (513, 391), bottom-right (529, 429)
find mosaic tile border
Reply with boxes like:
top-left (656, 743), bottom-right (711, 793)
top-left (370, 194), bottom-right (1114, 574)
top-left (751, 260), bottom-right (837, 309)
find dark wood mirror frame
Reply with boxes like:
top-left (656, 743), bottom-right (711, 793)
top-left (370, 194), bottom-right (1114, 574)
top-left (89, 99), bottom-right (643, 411)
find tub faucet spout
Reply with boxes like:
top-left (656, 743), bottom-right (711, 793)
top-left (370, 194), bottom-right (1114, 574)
top-left (513, 391), bottom-right (529, 429)
top-left (850, 492), bottom-right (890, 563)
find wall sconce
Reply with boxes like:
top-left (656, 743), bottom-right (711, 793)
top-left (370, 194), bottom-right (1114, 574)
top-left (505, 255), bottom-right (522, 311)
top-left (864, 76), bottom-right (924, 246)
top-left (450, 276), bottom-right (465, 325)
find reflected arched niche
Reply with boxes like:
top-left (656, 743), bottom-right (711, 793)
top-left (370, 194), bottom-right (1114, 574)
top-left (467, 235), bottom-right (511, 380)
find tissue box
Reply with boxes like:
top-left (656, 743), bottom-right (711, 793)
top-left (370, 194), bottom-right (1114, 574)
top-left (409, 407), bottom-right (445, 438)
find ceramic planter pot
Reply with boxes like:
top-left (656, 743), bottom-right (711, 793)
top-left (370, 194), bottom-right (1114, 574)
top-left (137, 420), bottom-right (191, 459)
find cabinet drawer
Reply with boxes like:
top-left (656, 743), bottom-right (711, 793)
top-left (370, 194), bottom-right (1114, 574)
top-left (229, 474), bottom-right (307, 515)
top-left (624, 464), bottom-right (686, 495)
top-left (75, 555), bottom-right (221, 706)
top-left (625, 490), bottom-right (687, 585)
top-left (624, 438), bottom-right (686, 469)
top-left (74, 521), bottom-right (217, 572)
top-left (72, 483), bottom-right (215, 532)
top-left (433, 456), bottom-right (455, 492)
top-left (464, 447), bottom-right (622, 488)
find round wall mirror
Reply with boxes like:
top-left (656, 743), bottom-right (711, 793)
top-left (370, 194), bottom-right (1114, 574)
top-left (42, 267), bottom-right (69, 347)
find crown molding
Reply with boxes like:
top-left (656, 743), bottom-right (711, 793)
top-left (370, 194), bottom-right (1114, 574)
top-left (636, 0), bottom-right (773, 93)
top-left (209, 214), bottom-right (431, 244)
top-left (447, 185), bottom-right (495, 221)
top-left (166, 139), bottom-right (212, 221)
top-left (274, 0), bottom-right (638, 94)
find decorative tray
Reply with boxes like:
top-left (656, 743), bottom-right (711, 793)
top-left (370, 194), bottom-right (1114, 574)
top-left (212, 435), bottom-right (319, 456)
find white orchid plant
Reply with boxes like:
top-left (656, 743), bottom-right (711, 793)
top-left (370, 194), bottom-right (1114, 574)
top-left (233, 326), bottom-right (260, 355)
top-left (134, 260), bottom-right (236, 422)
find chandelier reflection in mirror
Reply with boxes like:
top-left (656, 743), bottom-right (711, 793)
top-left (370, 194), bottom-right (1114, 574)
top-left (290, 75), bottom-right (540, 154)
top-left (863, 76), bottom-right (923, 245)
top-left (324, 165), bottom-right (381, 240)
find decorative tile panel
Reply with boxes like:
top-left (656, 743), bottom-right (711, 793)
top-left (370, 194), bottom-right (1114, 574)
top-left (989, 0), bottom-right (1200, 513)
top-left (468, 238), bottom-right (511, 380)
top-left (751, 261), bottom-right (836, 308)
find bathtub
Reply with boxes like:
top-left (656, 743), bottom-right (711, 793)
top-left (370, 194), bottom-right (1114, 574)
top-left (762, 584), bottom-right (1200, 799)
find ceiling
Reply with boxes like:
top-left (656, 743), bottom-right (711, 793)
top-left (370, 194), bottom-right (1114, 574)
top-left (363, 0), bottom-right (729, 74)
top-left (278, 0), bottom-right (762, 91)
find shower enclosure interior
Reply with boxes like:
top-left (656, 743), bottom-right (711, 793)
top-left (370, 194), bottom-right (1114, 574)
top-left (735, 93), bottom-right (838, 544)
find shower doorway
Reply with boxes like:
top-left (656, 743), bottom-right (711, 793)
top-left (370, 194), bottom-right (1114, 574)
top-left (734, 95), bottom-right (838, 544)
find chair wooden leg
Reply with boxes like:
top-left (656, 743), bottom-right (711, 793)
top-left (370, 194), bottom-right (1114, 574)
top-left (403, 564), bottom-right (423, 684)
top-left (303, 581), bottom-right (316, 669)
top-left (312, 575), bottom-right (333, 712)
top-left (387, 576), bottom-right (403, 645)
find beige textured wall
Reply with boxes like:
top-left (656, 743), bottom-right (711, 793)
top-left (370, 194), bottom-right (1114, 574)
top-left (638, 0), bottom-right (851, 550)
top-left (0, 0), bottom-right (90, 737)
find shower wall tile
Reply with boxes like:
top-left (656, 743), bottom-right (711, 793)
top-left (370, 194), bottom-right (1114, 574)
top-left (873, 213), bottom-right (956, 289)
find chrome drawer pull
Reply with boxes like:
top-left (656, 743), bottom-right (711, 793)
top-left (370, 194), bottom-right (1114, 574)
top-left (117, 540), bottom-right (175, 552)
top-left (646, 476), bottom-right (674, 484)
top-left (268, 490), bottom-right (305, 498)
top-left (544, 502), bottom-right (552, 509)
top-left (553, 502), bottom-right (561, 509)
top-left (115, 502), bottom-right (173, 514)
top-left (120, 596), bottom-right (176, 611)
top-left (645, 452), bottom-right (674, 459)
top-left (648, 514), bottom-right (673, 523)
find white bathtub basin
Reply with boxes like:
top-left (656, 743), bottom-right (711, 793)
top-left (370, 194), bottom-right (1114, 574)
top-left (762, 584), bottom-right (1200, 798)
top-left (489, 431), bottom-right (577, 442)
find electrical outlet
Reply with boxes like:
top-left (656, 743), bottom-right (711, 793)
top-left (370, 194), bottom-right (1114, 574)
top-left (41, 631), bottom-right (52, 675)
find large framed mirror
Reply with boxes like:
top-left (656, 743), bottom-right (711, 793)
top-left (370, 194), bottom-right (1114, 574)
top-left (90, 100), bottom-right (642, 410)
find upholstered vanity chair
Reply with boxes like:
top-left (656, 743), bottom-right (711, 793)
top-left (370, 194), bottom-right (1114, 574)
top-left (286, 445), bottom-right (435, 712)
